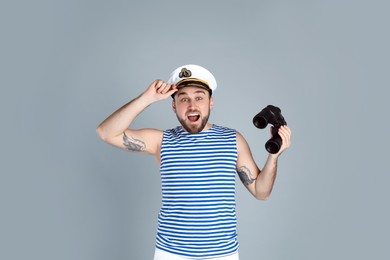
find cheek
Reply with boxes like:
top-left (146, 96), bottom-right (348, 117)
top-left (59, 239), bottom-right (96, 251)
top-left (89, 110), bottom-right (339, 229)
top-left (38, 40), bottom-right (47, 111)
top-left (174, 104), bottom-right (186, 114)
top-left (173, 101), bottom-right (184, 111)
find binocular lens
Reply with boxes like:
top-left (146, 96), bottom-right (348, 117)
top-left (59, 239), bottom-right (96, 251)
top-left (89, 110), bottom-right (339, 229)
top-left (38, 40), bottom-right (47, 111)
top-left (266, 139), bottom-right (281, 154)
top-left (253, 116), bottom-right (268, 129)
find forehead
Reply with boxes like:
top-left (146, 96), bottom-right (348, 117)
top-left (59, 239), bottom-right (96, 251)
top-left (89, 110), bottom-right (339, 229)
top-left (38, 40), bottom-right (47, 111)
top-left (176, 86), bottom-right (209, 96)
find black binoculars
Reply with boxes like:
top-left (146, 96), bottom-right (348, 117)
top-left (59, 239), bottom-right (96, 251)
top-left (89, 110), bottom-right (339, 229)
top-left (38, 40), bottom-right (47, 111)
top-left (253, 105), bottom-right (287, 154)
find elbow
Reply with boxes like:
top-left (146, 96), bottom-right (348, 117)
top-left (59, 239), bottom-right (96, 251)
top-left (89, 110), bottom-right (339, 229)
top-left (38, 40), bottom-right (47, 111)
top-left (96, 126), bottom-right (108, 142)
top-left (254, 192), bottom-right (270, 201)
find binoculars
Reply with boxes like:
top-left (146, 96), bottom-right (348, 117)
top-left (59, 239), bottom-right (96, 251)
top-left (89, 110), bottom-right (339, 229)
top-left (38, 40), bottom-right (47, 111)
top-left (253, 105), bottom-right (287, 154)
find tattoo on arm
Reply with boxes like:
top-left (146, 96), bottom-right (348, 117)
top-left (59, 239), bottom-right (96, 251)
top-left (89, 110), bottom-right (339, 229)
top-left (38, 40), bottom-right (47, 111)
top-left (122, 132), bottom-right (146, 152)
top-left (237, 166), bottom-right (256, 186)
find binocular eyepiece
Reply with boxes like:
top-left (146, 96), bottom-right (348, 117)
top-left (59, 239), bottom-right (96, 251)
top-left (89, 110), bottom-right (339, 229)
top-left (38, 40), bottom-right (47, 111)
top-left (253, 105), bottom-right (287, 154)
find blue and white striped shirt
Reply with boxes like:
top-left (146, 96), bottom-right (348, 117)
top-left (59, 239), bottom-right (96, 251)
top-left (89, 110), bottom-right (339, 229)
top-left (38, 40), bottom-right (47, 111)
top-left (156, 125), bottom-right (239, 259)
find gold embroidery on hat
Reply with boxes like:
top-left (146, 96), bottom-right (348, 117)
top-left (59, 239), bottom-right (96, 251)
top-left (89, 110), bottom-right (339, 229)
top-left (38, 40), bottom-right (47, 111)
top-left (179, 68), bottom-right (192, 78)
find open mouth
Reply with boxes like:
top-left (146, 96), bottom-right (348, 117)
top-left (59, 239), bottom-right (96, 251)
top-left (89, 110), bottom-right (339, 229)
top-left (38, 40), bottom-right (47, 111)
top-left (187, 113), bottom-right (200, 122)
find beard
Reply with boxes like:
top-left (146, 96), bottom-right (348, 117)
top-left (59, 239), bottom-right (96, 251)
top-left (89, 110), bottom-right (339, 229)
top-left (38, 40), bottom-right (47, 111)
top-left (176, 110), bottom-right (211, 134)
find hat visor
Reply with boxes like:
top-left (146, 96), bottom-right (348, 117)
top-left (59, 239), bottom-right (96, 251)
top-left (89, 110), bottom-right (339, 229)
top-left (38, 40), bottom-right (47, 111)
top-left (171, 79), bottom-right (213, 98)
top-left (177, 79), bottom-right (211, 91)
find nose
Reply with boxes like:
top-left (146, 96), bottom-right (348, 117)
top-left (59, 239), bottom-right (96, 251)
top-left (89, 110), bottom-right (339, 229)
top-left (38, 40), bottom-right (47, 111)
top-left (187, 99), bottom-right (195, 108)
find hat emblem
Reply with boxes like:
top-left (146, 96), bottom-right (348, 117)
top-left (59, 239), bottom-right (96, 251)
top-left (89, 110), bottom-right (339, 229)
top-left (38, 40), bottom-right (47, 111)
top-left (179, 68), bottom-right (192, 78)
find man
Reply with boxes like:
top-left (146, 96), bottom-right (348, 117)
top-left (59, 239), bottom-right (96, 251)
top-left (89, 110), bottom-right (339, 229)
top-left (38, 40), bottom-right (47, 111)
top-left (96, 65), bottom-right (291, 260)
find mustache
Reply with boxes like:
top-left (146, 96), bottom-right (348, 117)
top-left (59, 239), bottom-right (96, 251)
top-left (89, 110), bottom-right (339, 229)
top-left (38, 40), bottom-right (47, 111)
top-left (186, 109), bottom-right (201, 114)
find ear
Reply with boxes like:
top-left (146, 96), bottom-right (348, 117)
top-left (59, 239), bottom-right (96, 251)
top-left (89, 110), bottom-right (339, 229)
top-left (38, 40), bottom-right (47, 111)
top-left (210, 97), bottom-right (214, 110)
top-left (172, 99), bottom-right (176, 113)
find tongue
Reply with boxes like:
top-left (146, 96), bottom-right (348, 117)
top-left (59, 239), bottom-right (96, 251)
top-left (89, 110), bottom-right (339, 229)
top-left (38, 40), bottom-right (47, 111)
top-left (188, 116), bottom-right (199, 122)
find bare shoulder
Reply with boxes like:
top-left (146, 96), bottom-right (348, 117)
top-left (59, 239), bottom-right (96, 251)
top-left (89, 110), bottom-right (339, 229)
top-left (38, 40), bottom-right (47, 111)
top-left (236, 131), bottom-right (250, 150)
top-left (236, 131), bottom-right (255, 165)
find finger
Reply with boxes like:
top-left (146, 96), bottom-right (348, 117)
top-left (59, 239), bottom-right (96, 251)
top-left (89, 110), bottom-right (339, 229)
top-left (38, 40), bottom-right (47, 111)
top-left (161, 83), bottom-right (175, 94)
top-left (155, 80), bottom-right (165, 90)
top-left (160, 84), bottom-right (177, 97)
top-left (279, 126), bottom-right (290, 138)
top-left (167, 85), bottom-right (178, 95)
top-left (156, 82), bottom-right (166, 93)
top-left (278, 128), bottom-right (291, 147)
top-left (156, 81), bottom-right (170, 94)
top-left (278, 126), bottom-right (288, 138)
top-left (152, 81), bottom-right (161, 93)
top-left (149, 80), bottom-right (160, 90)
top-left (282, 125), bottom-right (291, 136)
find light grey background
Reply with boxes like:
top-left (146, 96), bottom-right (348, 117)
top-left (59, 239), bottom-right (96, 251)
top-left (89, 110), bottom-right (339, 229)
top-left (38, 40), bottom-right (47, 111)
top-left (1, 0), bottom-right (389, 259)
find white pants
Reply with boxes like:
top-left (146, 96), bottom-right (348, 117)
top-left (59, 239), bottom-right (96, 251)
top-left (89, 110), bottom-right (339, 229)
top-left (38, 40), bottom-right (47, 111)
top-left (153, 248), bottom-right (239, 260)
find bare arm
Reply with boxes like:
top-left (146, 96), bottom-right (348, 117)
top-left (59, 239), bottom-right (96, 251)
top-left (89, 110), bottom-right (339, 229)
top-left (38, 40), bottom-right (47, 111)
top-left (236, 126), bottom-right (291, 200)
top-left (96, 80), bottom-right (177, 157)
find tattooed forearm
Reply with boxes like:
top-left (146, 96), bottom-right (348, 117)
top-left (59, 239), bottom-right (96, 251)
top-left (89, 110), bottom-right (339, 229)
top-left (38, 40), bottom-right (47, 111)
top-left (122, 132), bottom-right (146, 152)
top-left (237, 166), bottom-right (256, 186)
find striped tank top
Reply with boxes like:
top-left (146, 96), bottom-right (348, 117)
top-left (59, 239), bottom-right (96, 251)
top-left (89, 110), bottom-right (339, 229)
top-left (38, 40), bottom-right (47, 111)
top-left (156, 124), bottom-right (239, 259)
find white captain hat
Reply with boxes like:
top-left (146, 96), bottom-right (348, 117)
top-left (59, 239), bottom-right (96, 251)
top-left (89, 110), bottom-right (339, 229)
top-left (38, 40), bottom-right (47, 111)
top-left (167, 64), bottom-right (217, 95)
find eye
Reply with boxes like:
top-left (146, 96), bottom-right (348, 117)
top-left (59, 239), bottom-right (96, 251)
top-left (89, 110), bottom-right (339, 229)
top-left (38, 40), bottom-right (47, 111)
top-left (195, 96), bottom-right (203, 101)
top-left (180, 98), bottom-right (189, 102)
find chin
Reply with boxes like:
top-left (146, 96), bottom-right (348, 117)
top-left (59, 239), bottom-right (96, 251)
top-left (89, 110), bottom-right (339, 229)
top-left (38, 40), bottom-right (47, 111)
top-left (183, 125), bottom-right (202, 134)
top-left (177, 115), bottom-right (210, 134)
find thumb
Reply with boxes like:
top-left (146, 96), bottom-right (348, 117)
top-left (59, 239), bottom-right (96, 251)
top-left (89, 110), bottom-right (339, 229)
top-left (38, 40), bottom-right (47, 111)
top-left (166, 85), bottom-right (178, 97)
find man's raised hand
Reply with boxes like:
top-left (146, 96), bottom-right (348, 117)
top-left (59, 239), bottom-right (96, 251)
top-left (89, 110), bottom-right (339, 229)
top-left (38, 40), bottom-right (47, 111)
top-left (143, 80), bottom-right (177, 102)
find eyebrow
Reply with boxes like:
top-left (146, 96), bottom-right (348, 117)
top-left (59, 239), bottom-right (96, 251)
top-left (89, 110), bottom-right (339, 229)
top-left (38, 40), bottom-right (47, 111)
top-left (177, 90), bottom-right (207, 97)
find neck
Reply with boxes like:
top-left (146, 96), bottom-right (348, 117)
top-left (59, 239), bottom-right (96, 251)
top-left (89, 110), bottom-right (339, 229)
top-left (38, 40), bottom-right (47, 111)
top-left (182, 123), bottom-right (213, 133)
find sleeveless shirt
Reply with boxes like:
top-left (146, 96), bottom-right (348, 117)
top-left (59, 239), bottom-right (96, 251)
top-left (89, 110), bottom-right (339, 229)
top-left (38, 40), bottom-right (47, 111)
top-left (156, 125), bottom-right (239, 259)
